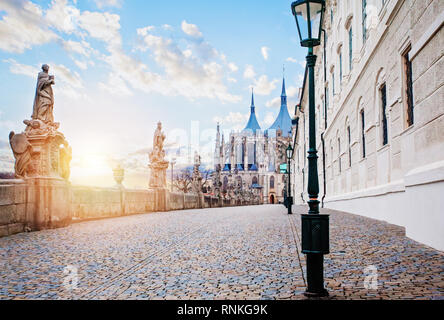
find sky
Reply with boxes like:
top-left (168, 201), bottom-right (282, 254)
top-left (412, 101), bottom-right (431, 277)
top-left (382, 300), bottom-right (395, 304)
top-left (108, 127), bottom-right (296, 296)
top-left (0, 0), bottom-right (307, 188)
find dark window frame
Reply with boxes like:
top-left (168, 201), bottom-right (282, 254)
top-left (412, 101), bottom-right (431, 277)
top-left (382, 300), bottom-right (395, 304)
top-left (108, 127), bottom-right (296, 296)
top-left (380, 83), bottom-right (388, 146)
top-left (403, 48), bottom-right (414, 127)
top-left (361, 109), bottom-right (366, 158)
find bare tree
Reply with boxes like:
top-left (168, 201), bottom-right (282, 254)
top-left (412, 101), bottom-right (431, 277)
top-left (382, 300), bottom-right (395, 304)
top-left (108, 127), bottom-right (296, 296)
top-left (173, 167), bottom-right (193, 193)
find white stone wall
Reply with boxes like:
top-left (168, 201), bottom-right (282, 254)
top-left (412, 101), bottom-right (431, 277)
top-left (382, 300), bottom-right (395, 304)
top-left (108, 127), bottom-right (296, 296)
top-left (292, 0), bottom-right (444, 250)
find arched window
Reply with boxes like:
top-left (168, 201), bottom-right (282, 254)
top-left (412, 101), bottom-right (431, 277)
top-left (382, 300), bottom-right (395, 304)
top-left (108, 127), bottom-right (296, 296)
top-left (223, 176), bottom-right (228, 191)
top-left (339, 49), bottom-right (343, 84)
top-left (338, 137), bottom-right (342, 173)
top-left (347, 125), bottom-right (352, 167)
top-left (252, 176), bottom-right (258, 185)
top-left (237, 176), bottom-right (242, 189)
top-left (348, 26), bottom-right (353, 71)
top-left (380, 83), bottom-right (388, 146)
top-left (270, 176), bottom-right (275, 189)
top-left (362, 0), bottom-right (368, 43)
top-left (360, 109), bottom-right (366, 158)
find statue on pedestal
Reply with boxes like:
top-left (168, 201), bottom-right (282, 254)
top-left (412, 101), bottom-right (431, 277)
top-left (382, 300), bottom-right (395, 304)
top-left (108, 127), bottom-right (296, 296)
top-left (32, 64), bottom-right (55, 123)
top-left (149, 122), bottom-right (169, 188)
top-left (9, 64), bottom-right (71, 180)
top-left (8, 64), bottom-right (72, 231)
top-left (191, 151), bottom-right (202, 194)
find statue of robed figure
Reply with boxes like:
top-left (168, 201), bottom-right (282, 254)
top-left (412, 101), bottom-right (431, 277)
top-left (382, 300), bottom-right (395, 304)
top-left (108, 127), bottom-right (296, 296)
top-left (32, 64), bottom-right (55, 123)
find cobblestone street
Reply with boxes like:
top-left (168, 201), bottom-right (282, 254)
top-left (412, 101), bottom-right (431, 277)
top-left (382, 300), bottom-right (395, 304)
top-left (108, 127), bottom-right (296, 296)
top-left (0, 205), bottom-right (442, 300)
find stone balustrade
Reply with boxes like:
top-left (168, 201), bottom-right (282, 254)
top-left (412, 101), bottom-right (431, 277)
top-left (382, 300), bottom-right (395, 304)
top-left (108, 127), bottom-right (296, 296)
top-left (0, 179), bottom-right (260, 238)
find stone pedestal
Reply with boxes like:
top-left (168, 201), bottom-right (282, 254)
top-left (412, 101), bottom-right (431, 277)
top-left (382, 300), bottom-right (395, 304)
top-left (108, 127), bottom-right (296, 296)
top-left (9, 120), bottom-right (72, 231)
top-left (26, 177), bottom-right (71, 230)
top-left (149, 161), bottom-right (169, 189)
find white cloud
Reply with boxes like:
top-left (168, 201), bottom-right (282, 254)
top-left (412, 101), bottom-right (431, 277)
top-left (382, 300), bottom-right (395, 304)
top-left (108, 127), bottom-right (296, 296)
top-left (99, 72), bottom-right (132, 96)
top-left (162, 24), bottom-right (173, 31)
top-left (0, 3), bottom-right (239, 103)
top-left (213, 112), bottom-right (250, 131)
top-left (128, 24), bottom-right (241, 103)
top-left (261, 46), bottom-right (270, 60)
top-left (74, 60), bottom-right (87, 70)
top-left (45, 0), bottom-right (80, 34)
top-left (78, 11), bottom-right (121, 47)
top-left (253, 75), bottom-right (278, 96)
top-left (3, 58), bottom-right (39, 77)
top-left (286, 57), bottom-right (306, 68)
top-left (94, 0), bottom-right (122, 9)
top-left (265, 97), bottom-right (280, 108)
top-left (137, 25), bottom-right (155, 36)
top-left (62, 39), bottom-right (92, 57)
top-left (51, 63), bottom-right (84, 89)
top-left (243, 65), bottom-right (256, 79)
top-left (287, 85), bottom-right (299, 97)
top-left (228, 62), bottom-right (238, 72)
top-left (181, 20), bottom-right (203, 38)
top-left (3, 59), bottom-right (85, 99)
top-left (0, 0), bottom-right (58, 53)
top-left (263, 112), bottom-right (275, 126)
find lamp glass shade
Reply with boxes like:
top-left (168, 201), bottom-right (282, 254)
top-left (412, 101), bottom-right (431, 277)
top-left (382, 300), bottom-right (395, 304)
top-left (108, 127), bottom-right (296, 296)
top-left (291, 0), bottom-right (325, 47)
top-left (310, 2), bottom-right (323, 41)
top-left (286, 145), bottom-right (294, 160)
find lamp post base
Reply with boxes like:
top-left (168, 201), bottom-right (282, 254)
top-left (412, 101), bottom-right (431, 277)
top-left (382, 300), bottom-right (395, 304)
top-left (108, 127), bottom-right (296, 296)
top-left (303, 288), bottom-right (329, 298)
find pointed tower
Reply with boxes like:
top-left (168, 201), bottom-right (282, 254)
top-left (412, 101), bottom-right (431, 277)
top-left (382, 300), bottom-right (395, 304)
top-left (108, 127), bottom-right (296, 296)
top-left (267, 77), bottom-right (292, 137)
top-left (214, 123), bottom-right (221, 170)
top-left (243, 89), bottom-right (261, 133)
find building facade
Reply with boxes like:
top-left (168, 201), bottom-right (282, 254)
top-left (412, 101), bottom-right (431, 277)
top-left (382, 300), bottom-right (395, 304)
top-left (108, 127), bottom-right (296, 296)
top-left (214, 79), bottom-right (293, 204)
top-left (291, 0), bottom-right (444, 250)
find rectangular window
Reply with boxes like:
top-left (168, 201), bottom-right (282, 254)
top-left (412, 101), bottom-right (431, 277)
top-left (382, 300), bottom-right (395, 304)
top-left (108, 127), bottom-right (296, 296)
top-left (381, 84), bottom-right (388, 146)
top-left (403, 49), bottom-right (414, 126)
top-left (326, 86), bottom-right (329, 109)
top-left (338, 138), bottom-right (341, 173)
top-left (332, 71), bottom-right (335, 96)
top-left (361, 110), bottom-right (366, 158)
top-left (347, 126), bottom-right (352, 167)
top-left (362, 0), bottom-right (367, 43)
top-left (331, 8), bottom-right (333, 25)
top-left (339, 52), bottom-right (343, 83)
top-left (349, 27), bottom-right (353, 71)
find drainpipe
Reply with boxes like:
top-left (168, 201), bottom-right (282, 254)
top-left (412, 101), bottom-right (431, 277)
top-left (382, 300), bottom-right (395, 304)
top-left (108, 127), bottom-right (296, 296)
top-left (321, 28), bottom-right (327, 129)
top-left (299, 105), bottom-right (306, 203)
top-left (321, 28), bottom-right (327, 208)
top-left (321, 132), bottom-right (326, 208)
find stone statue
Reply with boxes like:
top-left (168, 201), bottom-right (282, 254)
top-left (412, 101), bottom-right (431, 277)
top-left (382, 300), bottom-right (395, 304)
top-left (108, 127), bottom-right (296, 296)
top-left (149, 122), bottom-right (169, 189)
top-left (32, 64), bottom-right (55, 123)
top-left (192, 151), bottom-right (202, 193)
top-left (9, 63), bottom-right (71, 180)
top-left (9, 131), bottom-right (34, 178)
top-left (149, 122), bottom-right (166, 163)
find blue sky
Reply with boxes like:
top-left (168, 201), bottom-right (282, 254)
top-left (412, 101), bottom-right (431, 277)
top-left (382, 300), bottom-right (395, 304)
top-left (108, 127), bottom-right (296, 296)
top-left (0, 0), bottom-right (307, 187)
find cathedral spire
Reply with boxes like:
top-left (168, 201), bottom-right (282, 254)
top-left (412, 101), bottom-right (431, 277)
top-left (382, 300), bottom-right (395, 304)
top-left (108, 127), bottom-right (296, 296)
top-left (251, 88), bottom-right (255, 113)
top-left (281, 76), bottom-right (287, 106)
top-left (243, 88), bottom-right (261, 133)
top-left (267, 76), bottom-right (291, 137)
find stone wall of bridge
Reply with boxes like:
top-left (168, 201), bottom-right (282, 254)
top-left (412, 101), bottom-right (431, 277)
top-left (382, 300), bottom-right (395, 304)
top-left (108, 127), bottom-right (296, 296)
top-left (0, 179), bottom-right (261, 238)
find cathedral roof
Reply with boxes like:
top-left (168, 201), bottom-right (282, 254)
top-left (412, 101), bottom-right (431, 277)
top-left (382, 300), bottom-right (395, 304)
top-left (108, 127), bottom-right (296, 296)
top-left (267, 77), bottom-right (292, 137)
top-left (243, 90), bottom-right (261, 133)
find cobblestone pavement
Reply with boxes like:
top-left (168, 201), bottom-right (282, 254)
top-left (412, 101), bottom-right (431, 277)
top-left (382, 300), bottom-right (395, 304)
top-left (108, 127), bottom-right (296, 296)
top-left (0, 205), bottom-right (442, 300)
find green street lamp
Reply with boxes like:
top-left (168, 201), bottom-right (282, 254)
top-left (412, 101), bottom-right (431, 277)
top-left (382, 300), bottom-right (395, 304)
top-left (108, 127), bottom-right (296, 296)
top-left (286, 144), bottom-right (294, 215)
top-left (291, 0), bottom-right (329, 298)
